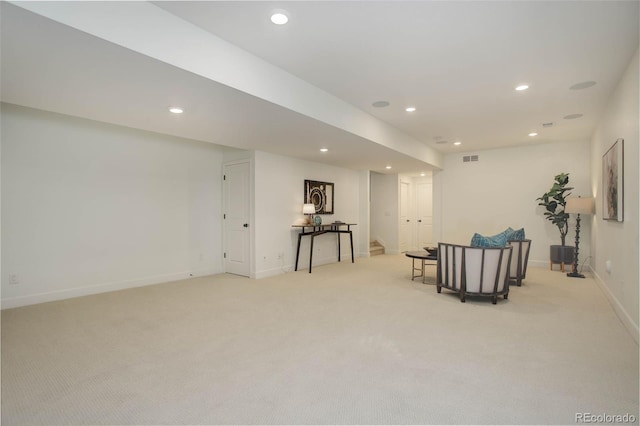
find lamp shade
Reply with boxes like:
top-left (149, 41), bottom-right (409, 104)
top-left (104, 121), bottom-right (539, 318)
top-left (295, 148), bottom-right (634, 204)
top-left (302, 203), bottom-right (316, 214)
top-left (565, 197), bottom-right (595, 215)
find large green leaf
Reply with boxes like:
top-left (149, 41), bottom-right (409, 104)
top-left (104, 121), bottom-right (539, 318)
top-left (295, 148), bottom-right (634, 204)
top-left (537, 172), bottom-right (572, 245)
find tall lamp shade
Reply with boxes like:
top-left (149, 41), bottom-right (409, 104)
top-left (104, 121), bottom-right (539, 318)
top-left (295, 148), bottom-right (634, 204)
top-left (565, 197), bottom-right (595, 215)
top-left (565, 196), bottom-right (594, 278)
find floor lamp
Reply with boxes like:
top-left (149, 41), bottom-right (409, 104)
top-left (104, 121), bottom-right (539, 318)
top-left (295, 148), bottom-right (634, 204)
top-left (565, 196), bottom-right (595, 278)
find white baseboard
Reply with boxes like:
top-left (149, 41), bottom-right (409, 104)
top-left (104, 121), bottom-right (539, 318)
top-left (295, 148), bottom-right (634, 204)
top-left (528, 259), bottom-right (549, 268)
top-left (590, 267), bottom-right (639, 344)
top-left (189, 266), bottom-right (223, 278)
top-left (254, 267), bottom-right (287, 279)
top-left (255, 253), bottom-right (361, 279)
top-left (1, 267), bottom-right (223, 310)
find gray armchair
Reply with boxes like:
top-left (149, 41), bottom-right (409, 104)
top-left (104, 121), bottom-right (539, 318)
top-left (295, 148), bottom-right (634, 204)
top-left (437, 242), bottom-right (513, 304)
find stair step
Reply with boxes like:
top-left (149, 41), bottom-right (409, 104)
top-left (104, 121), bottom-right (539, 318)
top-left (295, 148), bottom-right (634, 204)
top-left (370, 240), bottom-right (385, 256)
top-left (370, 246), bottom-right (385, 256)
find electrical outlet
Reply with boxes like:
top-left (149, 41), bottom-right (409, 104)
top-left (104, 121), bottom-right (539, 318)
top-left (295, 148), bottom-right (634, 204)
top-left (9, 274), bottom-right (20, 285)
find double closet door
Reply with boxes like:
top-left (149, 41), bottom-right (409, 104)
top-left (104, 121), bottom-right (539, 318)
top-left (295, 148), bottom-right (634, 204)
top-left (399, 179), bottom-right (433, 252)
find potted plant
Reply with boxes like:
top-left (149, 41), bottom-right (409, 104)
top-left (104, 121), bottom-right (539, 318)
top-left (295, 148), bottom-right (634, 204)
top-left (536, 172), bottom-right (575, 270)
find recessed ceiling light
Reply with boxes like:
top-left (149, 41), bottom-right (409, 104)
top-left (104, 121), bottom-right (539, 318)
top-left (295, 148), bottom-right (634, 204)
top-left (169, 107), bottom-right (183, 114)
top-left (453, 141), bottom-right (462, 146)
top-left (515, 85), bottom-right (529, 91)
top-left (372, 100), bottom-right (390, 108)
top-left (270, 12), bottom-right (289, 25)
top-left (564, 113), bottom-right (584, 120)
top-left (420, 173), bottom-right (426, 177)
top-left (405, 107), bottom-right (416, 112)
top-left (570, 81), bottom-right (596, 90)
top-left (320, 148), bottom-right (328, 152)
top-left (529, 132), bottom-right (538, 137)
top-left (385, 166), bottom-right (392, 169)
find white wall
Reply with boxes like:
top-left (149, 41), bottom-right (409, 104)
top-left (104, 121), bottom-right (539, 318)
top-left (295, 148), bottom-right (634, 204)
top-left (370, 172), bottom-right (399, 254)
top-left (589, 48), bottom-right (639, 339)
top-left (1, 104), bottom-right (226, 308)
top-left (434, 140), bottom-right (592, 266)
top-left (358, 170), bottom-right (371, 257)
top-left (253, 151), bottom-right (361, 278)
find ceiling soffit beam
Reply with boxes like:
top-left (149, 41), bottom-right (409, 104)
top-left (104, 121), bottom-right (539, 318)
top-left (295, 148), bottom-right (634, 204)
top-left (10, 1), bottom-right (443, 170)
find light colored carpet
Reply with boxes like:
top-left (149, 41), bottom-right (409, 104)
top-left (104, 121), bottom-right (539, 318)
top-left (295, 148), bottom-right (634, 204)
top-left (2, 254), bottom-right (638, 425)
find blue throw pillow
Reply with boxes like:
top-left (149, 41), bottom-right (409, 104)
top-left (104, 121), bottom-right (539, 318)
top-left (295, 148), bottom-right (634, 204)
top-left (470, 231), bottom-right (508, 248)
top-left (508, 227), bottom-right (526, 241)
top-left (471, 227), bottom-right (526, 247)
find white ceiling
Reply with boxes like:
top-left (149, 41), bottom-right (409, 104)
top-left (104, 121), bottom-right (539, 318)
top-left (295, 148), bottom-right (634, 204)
top-left (2, 1), bottom-right (638, 175)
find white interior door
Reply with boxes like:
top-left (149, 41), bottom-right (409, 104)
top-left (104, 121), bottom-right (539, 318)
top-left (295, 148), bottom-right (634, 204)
top-left (399, 181), bottom-right (411, 252)
top-left (223, 161), bottom-right (250, 277)
top-left (416, 181), bottom-right (433, 248)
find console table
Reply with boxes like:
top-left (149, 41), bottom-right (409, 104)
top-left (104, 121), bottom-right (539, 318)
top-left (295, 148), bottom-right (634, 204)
top-left (292, 223), bottom-right (356, 273)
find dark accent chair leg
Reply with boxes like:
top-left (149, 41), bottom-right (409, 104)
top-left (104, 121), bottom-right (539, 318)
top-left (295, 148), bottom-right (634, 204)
top-left (492, 296), bottom-right (498, 305)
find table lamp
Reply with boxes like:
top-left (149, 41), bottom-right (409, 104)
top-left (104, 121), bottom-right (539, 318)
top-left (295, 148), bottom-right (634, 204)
top-left (303, 203), bottom-right (316, 225)
top-left (564, 196), bottom-right (595, 278)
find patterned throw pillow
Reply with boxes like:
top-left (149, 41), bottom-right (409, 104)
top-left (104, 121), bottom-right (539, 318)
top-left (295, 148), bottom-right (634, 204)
top-left (471, 227), bottom-right (526, 247)
top-left (470, 231), bottom-right (508, 248)
top-left (507, 227), bottom-right (526, 241)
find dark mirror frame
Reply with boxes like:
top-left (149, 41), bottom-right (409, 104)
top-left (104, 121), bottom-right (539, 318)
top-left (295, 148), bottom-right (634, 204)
top-left (304, 180), bottom-right (334, 214)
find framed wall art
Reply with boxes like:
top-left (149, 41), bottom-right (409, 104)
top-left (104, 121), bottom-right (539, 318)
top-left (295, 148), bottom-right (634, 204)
top-left (304, 180), bottom-right (334, 214)
top-left (602, 138), bottom-right (623, 222)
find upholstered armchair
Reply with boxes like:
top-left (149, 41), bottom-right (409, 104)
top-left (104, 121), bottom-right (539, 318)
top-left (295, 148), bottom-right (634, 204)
top-left (507, 239), bottom-right (531, 287)
top-left (437, 243), bottom-right (513, 304)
